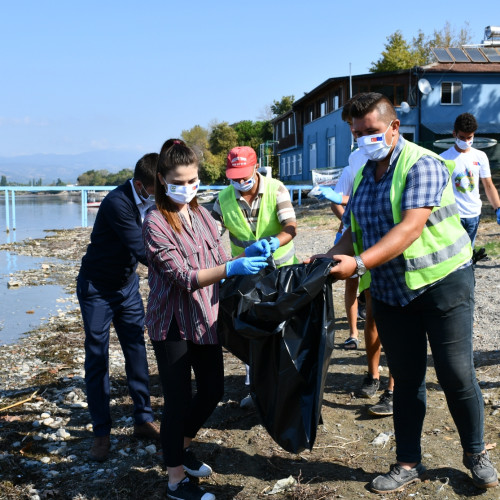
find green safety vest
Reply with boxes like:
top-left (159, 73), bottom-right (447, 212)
top-left (351, 141), bottom-right (472, 292)
top-left (218, 176), bottom-right (298, 267)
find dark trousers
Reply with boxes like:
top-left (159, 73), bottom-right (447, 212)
top-left (77, 273), bottom-right (153, 436)
top-left (372, 265), bottom-right (484, 463)
top-left (152, 329), bottom-right (224, 468)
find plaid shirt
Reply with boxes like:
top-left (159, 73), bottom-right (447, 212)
top-left (343, 137), bottom-right (450, 306)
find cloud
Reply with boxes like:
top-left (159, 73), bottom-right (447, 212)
top-left (0, 116), bottom-right (49, 127)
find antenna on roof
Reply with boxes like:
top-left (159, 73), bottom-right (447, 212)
top-left (418, 79), bottom-right (432, 95)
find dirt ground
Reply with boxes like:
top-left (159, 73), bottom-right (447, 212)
top-left (0, 208), bottom-right (499, 500)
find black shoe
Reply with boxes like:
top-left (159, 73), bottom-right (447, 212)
top-left (370, 463), bottom-right (427, 493)
top-left (463, 451), bottom-right (499, 489)
top-left (368, 389), bottom-right (393, 416)
top-left (166, 477), bottom-right (215, 500)
top-left (183, 448), bottom-right (213, 477)
top-left (358, 373), bottom-right (380, 398)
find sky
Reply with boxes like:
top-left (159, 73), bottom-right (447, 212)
top-left (0, 1), bottom-right (495, 157)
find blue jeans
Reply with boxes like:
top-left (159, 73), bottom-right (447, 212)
top-left (460, 215), bottom-right (480, 247)
top-left (77, 273), bottom-right (154, 436)
top-left (372, 265), bottom-right (484, 463)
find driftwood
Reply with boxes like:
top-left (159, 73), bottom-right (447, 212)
top-left (0, 389), bottom-right (38, 412)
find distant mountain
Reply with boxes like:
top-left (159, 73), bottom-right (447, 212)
top-left (0, 150), bottom-right (143, 184)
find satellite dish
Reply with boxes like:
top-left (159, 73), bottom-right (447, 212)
top-left (418, 78), bottom-right (432, 95)
top-left (400, 101), bottom-right (410, 113)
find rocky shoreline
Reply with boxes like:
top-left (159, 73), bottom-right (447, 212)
top-left (1, 211), bottom-right (500, 500)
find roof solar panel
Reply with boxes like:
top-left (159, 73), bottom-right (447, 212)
top-left (448, 47), bottom-right (470, 62)
top-left (480, 46), bottom-right (500, 62)
top-left (464, 47), bottom-right (488, 62)
top-left (432, 47), bottom-right (454, 63)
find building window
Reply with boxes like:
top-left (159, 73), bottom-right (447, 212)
top-left (320, 99), bottom-right (327, 117)
top-left (328, 137), bottom-right (336, 167)
top-left (280, 156), bottom-right (286, 176)
top-left (309, 143), bottom-right (317, 171)
top-left (308, 106), bottom-right (314, 122)
top-left (291, 155), bottom-right (296, 175)
top-left (441, 82), bottom-right (462, 105)
top-left (298, 154), bottom-right (302, 175)
top-left (282, 121), bottom-right (286, 137)
top-left (285, 156), bottom-right (290, 176)
top-left (288, 116), bottom-right (294, 135)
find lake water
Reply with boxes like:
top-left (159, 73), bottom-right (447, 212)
top-left (0, 194), bottom-right (98, 245)
top-left (0, 195), bottom-right (97, 345)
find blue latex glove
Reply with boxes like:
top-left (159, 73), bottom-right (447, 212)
top-left (497, 207), bottom-right (500, 225)
top-left (316, 186), bottom-right (343, 204)
top-left (226, 256), bottom-right (268, 277)
top-left (267, 236), bottom-right (280, 252)
top-left (245, 239), bottom-right (271, 258)
top-left (334, 231), bottom-right (342, 245)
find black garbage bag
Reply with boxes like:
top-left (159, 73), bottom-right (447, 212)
top-left (218, 257), bottom-right (336, 453)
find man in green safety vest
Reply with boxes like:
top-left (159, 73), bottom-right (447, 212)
top-left (211, 145), bottom-right (299, 407)
top-left (307, 92), bottom-right (497, 494)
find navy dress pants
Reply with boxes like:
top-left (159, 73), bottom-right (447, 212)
top-left (77, 273), bottom-right (154, 436)
top-left (372, 265), bottom-right (484, 464)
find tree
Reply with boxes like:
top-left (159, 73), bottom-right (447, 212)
top-left (370, 22), bottom-right (474, 72)
top-left (270, 95), bottom-right (295, 117)
top-left (0, 175), bottom-right (7, 186)
top-left (370, 31), bottom-right (423, 72)
top-left (232, 120), bottom-right (273, 152)
top-left (181, 124), bottom-right (210, 165)
top-left (208, 122), bottom-right (238, 156)
top-left (77, 169), bottom-right (110, 186)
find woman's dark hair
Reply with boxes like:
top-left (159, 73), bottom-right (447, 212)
top-left (155, 139), bottom-right (200, 233)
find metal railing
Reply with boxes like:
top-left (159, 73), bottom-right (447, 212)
top-left (1, 184), bottom-right (314, 233)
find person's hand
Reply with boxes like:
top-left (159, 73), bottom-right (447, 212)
top-left (226, 256), bottom-right (268, 277)
top-left (329, 255), bottom-right (358, 279)
top-left (334, 231), bottom-right (342, 245)
top-left (316, 186), bottom-right (343, 204)
top-left (303, 253), bottom-right (329, 264)
top-left (267, 236), bottom-right (280, 252)
top-left (245, 239), bottom-right (271, 258)
top-left (496, 207), bottom-right (500, 225)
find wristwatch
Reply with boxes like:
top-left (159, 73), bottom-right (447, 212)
top-left (354, 256), bottom-right (367, 276)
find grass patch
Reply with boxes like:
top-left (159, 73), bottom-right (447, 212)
top-left (481, 240), bottom-right (500, 258)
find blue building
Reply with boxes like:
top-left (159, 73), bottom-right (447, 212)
top-left (272, 29), bottom-right (500, 183)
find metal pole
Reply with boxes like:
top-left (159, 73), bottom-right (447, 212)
top-left (11, 190), bottom-right (16, 230)
top-left (81, 189), bottom-right (88, 227)
top-left (4, 189), bottom-right (9, 233)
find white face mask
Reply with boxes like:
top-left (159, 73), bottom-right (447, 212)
top-left (231, 172), bottom-right (256, 192)
top-left (138, 185), bottom-right (155, 204)
top-left (166, 181), bottom-right (200, 204)
top-left (455, 136), bottom-right (473, 150)
top-left (357, 121), bottom-right (394, 161)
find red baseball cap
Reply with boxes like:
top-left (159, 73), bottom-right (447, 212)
top-left (226, 146), bottom-right (258, 179)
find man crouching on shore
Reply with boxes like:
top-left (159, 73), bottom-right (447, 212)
top-left (76, 153), bottom-right (161, 461)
